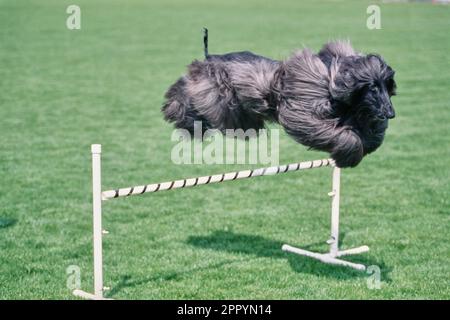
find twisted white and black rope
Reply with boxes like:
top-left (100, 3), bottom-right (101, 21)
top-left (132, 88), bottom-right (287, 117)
top-left (102, 158), bottom-right (334, 200)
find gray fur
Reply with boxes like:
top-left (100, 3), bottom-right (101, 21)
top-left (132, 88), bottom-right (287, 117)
top-left (162, 40), bottom-right (396, 168)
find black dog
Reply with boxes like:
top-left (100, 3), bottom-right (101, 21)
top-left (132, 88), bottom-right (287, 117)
top-left (162, 30), bottom-right (396, 167)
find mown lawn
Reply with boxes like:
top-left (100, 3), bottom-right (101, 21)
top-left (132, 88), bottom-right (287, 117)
top-left (0, 0), bottom-right (449, 299)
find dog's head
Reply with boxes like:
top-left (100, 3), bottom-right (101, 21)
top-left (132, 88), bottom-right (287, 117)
top-left (332, 54), bottom-right (397, 121)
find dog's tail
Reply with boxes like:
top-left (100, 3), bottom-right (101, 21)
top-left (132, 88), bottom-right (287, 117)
top-left (203, 27), bottom-right (209, 58)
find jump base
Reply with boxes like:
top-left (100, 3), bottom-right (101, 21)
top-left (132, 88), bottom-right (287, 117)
top-left (73, 289), bottom-right (112, 300)
top-left (282, 244), bottom-right (369, 271)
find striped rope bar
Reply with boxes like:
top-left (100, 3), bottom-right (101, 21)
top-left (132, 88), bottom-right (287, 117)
top-left (102, 158), bottom-right (334, 200)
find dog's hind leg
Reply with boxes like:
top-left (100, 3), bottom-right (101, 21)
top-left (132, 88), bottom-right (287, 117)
top-left (163, 58), bottom-right (270, 135)
top-left (183, 60), bottom-right (238, 132)
top-left (162, 59), bottom-right (234, 135)
top-left (162, 76), bottom-right (210, 135)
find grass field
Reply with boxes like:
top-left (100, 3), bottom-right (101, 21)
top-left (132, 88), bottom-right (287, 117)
top-left (0, 0), bottom-right (449, 299)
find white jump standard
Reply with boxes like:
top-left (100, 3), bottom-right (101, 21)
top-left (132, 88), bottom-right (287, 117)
top-left (282, 164), bottom-right (369, 270)
top-left (73, 144), bottom-right (369, 300)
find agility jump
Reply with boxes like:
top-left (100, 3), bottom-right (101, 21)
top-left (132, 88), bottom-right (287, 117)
top-left (73, 144), bottom-right (369, 300)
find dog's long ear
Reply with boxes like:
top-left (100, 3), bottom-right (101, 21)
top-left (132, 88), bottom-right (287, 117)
top-left (318, 40), bottom-right (356, 69)
top-left (318, 41), bottom-right (364, 104)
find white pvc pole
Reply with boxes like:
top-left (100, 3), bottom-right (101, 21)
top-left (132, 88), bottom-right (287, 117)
top-left (91, 144), bottom-right (103, 299)
top-left (336, 245), bottom-right (369, 257)
top-left (329, 166), bottom-right (340, 257)
top-left (101, 159), bottom-right (334, 200)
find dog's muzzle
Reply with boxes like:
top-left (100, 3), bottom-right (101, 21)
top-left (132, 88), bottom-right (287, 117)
top-left (384, 104), bottom-right (395, 119)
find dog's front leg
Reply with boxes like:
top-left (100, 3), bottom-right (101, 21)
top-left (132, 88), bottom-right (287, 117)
top-left (330, 129), bottom-right (364, 168)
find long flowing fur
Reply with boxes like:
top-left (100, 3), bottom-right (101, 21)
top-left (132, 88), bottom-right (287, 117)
top-left (162, 39), bottom-right (396, 168)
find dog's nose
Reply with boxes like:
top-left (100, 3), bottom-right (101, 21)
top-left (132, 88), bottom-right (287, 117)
top-left (386, 109), bottom-right (395, 119)
top-left (384, 105), bottom-right (395, 119)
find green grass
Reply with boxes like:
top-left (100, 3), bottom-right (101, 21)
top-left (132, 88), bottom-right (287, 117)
top-left (0, 0), bottom-right (449, 299)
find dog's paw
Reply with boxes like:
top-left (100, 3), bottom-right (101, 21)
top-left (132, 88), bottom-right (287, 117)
top-left (331, 130), bottom-right (364, 168)
top-left (332, 152), bottom-right (363, 168)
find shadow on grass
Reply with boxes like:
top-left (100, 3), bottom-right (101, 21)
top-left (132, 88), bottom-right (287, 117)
top-left (107, 230), bottom-right (392, 298)
top-left (105, 258), bottom-right (245, 298)
top-left (0, 217), bottom-right (17, 229)
top-left (187, 230), bottom-right (392, 281)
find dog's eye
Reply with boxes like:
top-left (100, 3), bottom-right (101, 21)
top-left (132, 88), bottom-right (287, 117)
top-left (370, 85), bottom-right (379, 93)
top-left (386, 79), bottom-right (397, 96)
